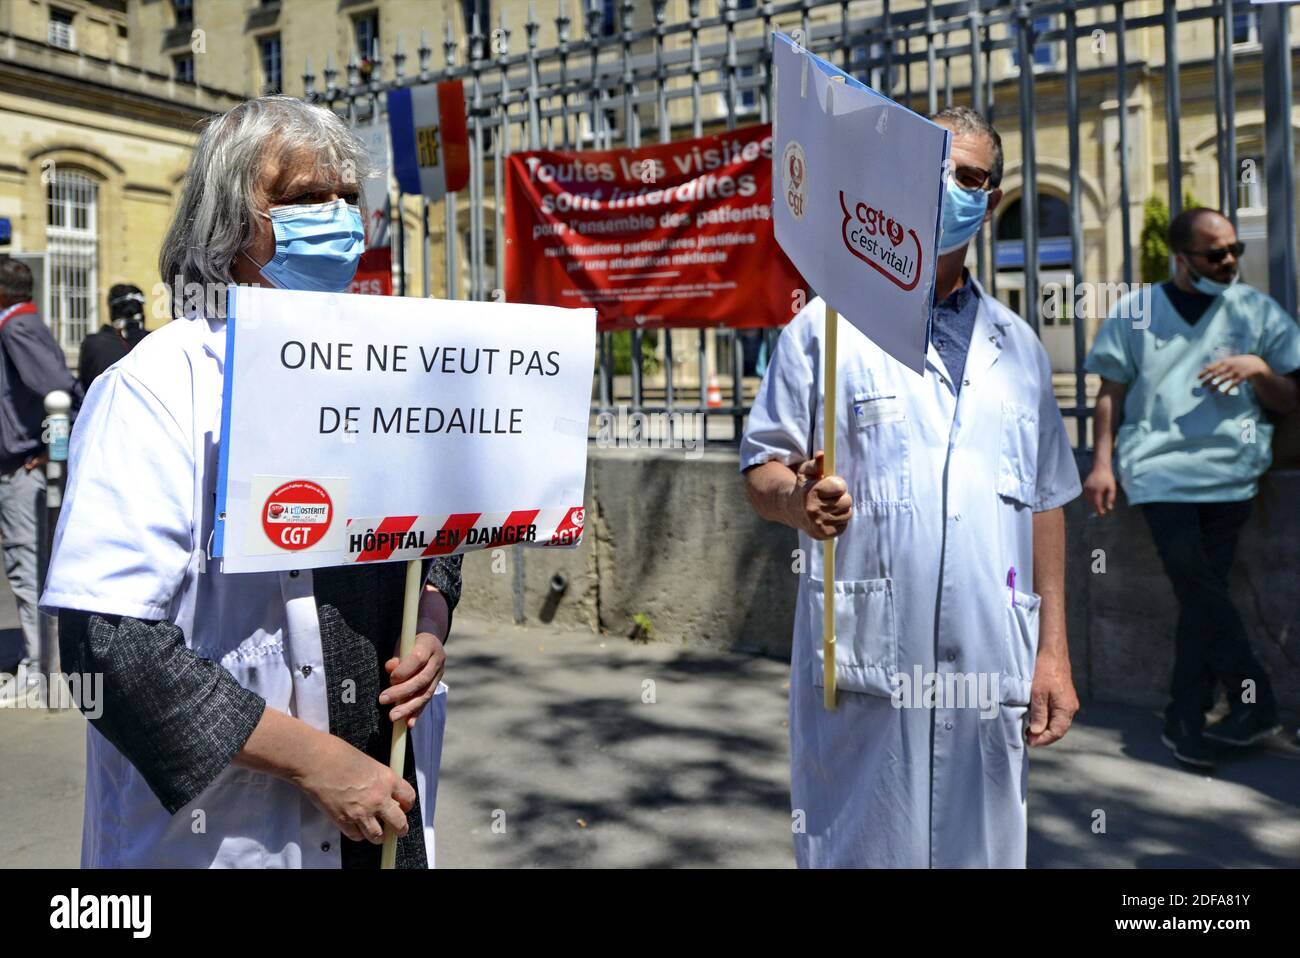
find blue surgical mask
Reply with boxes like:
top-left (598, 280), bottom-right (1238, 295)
top-left (938, 177), bottom-right (989, 255)
top-left (1187, 263), bottom-right (1238, 297)
top-left (252, 199), bottom-right (365, 293)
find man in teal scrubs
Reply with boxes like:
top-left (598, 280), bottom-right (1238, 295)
top-left (1083, 208), bottom-right (1300, 769)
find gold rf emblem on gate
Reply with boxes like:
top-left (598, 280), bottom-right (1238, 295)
top-left (416, 124), bottom-right (442, 167)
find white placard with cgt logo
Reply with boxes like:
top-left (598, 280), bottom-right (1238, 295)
top-left (772, 31), bottom-right (950, 374)
top-left (214, 286), bottom-right (596, 574)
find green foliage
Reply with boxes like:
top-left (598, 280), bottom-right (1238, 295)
top-left (611, 330), bottom-right (661, 376)
top-left (1139, 191), bottom-right (1204, 284)
top-left (629, 612), bottom-right (655, 642)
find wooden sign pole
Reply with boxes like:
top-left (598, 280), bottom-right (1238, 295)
top-left (380, 558), bottom-right (424, 869)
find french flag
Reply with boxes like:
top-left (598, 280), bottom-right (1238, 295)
top-left (388, 81), bottom-right (470, 201)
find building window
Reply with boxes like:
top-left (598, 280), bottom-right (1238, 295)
top-left (48, 7), bottom-right (76, 50)
top-left (1232, 12), bottom-right (1259, 47)
top-left (994, 193), bottom-right (1074, 325)
top-left (260, 34), bottom-right (282, 94)
top-left (46, 170), bottom-right (98, 350)
top-left (736, 64), bottom-right (758, 113)
top-left (116, 23), bottom-right (128, 39)
top-left (1011, 15), bottom-right (1056, 72)
top-left (851, 42), bottom-right (898, 92)
top-left (174, 53), bottom-right (195, 84)
top-left (601, 0), bottom-right (616, 36)
top-left (354, 11), bottom-right (379, 61)
top-left (172, 0), bottom-right (193, 28)
top-left (459, 0), bottom-right (490, 37)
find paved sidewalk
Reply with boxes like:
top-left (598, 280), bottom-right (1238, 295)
top-left (2, 614), bottom-right (1297, 868)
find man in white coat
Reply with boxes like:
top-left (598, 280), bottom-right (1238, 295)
top-left (741, 107), bottom-right (1082, 867)
top-left (41, 96), bottom-right (459, 868)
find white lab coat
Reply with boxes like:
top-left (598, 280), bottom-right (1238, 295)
top-left (40, 314), bottom-right (447, 868)
top-left (740, 287), bottom-right (1080, 868)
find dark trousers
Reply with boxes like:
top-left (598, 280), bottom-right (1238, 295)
top-left (1141, 500), bottom-right (1276, 731)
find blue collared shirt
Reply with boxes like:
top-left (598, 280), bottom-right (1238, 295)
top-left (930, 271), bottom-right (981, 391)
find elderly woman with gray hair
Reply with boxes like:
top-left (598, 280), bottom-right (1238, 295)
top-left (40, 96), bottom-right (461, 868)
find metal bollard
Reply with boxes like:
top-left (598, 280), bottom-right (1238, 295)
top-left (37, 389), bottom-right (71, 707)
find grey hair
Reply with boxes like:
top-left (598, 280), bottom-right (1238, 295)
top-left (159, 95), bottom-right (372, 318)
top-left (930, 105), bottom-right (1003, 189)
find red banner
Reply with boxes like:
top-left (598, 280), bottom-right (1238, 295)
top-left (504, 124), bottom-right (808, 331)
top-left (349, 246), bottom-right (392, 296)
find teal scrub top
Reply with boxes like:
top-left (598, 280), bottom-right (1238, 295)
top-left (1084, 282), bottom-right (1300, 504)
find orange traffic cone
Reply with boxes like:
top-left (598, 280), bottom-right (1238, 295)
top-left (706, 373), bottom-right (723, 408)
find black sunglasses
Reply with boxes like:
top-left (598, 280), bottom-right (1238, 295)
top-left (1186, 242), bottom-right (1245, 263)
top-left (952, 165), bottom-right (993, 191)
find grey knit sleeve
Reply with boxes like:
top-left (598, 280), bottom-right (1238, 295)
top-left (58, 609), bottom-right (266, 815)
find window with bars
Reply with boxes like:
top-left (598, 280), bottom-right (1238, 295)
top-left (260, 33), bottom-right (282, 94)
top-left (46, 171), bottom-right (99, 350)
top-left (49, 7), bottom-right (76, 50)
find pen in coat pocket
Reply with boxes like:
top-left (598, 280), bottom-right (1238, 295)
top-left (1007, 566), bottom-right (1016, 603)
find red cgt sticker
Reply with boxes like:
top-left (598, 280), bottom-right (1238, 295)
top-left (262, 480), bottom-right (332, 551)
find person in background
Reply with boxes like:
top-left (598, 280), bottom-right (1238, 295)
top-left (78, 283), bottom-right (149, 392)
top-left (1083, 207), bottom-right (1300, 769)
top-left (0, 256), bottom-right (81, 706)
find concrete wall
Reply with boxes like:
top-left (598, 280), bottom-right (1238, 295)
top-left (459, 447), bottom-right (1300, 718)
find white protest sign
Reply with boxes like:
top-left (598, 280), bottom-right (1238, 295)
top-left (214, 286), bottom-right (596, 573)
top-left (772, 32), bottom-right (950, 373)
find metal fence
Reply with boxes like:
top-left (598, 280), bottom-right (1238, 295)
top-left (306, 0), bottom-right (1298, 448)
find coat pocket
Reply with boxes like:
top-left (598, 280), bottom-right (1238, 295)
top-left (999, 588), bottom-right (1041, 706)
top-left (997, 401), bottom-right (1039, 507)
top-left (807, 576), bottom-right (898, 697)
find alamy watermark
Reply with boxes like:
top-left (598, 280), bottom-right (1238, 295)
top-left (890, 666), bottom-right (1000, 719)
top-left (50, 888), bottom-right (150, 938)
top-left (594, 404), bottom-right (705, 459)
top-left (1039, 277), bottom-right (1154, 330)
top-left (2, 664), bottom-right (102, 719)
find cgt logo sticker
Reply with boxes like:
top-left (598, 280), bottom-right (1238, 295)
top-left (262, 480), bottom-right (333, 550)
top-left (782, 140), bottom-right (808, 220)
top-left (838, 191), bottom-right (922, 291)
top-left (548, 505), bottom-right (585, 546)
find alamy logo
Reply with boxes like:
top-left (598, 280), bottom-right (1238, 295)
top-left (50, 888), bottom-right (151, 938)
top-left (889, 667), bottom-right (1001, 719)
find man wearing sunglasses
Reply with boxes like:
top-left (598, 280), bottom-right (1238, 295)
top-left (743, 106), bottom-right (1082, 867)
top-left (1084, 207), bottom-right (1300, 769)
